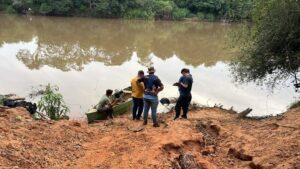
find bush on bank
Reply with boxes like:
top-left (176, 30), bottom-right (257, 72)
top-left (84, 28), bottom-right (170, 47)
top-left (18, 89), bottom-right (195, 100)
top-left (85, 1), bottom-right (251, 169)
top-left (0, 0), bottom-right (253, 21)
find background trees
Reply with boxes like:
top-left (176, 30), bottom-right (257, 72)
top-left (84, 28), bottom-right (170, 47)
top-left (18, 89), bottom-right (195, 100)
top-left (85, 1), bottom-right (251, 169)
top-left (0, 0), bottom-right (253, 21)
top-left (231, 0), bottom-right (300, 90)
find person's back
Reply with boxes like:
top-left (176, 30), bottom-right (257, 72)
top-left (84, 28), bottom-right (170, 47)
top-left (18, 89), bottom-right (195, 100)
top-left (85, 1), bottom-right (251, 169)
top-left (144, 74), bottom-right (162, 97)
top-left (131, 70), bottom-right (145, 120)
top-left (96, 94), bottom-right (110, 110)
top-left (143, 67), bottom-right (164, 127)
top-left (131, 77), bottom-right (144, 99)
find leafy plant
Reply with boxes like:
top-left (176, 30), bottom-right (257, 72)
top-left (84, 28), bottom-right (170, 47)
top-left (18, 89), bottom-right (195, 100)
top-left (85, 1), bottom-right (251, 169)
top-left (289, 100), bottom-right (300, 110)
top-left (37, 84), bottom-right (69, 120)
top-left (197, 12), bottom-right (205, 20)
top-left (172, 8), bottom-right (189, 20)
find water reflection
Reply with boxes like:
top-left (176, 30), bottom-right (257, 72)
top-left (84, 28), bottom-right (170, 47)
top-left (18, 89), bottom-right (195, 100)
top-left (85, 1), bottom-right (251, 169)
top-left (0, 14), bottom-right (296, 118)
top-left (0, 14), bottom-right (234, 71)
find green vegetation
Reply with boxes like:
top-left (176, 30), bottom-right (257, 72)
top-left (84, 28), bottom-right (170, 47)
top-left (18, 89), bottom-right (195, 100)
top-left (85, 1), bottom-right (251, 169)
top-left (289, 100), bottom-right (300, 110)
top-left (0, 0), bottom-right (253, 21)
top-left (231, 0), bottom-right (300, 89)
top-left (37, 84), bottom-right (69, 120)
top-left (0, 95), bottom-right (5, 106)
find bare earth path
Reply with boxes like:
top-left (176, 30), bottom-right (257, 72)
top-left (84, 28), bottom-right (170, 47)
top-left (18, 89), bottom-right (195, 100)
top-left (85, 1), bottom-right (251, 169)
top-left (0, 107), bottom-right (299, 169)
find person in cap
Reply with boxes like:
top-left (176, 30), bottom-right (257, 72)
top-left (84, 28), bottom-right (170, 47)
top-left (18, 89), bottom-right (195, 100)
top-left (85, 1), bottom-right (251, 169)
top-left (174, 68), bottom-right (193, 120)
top-left (143, 66), bottom-right (164, 127)
top-left (131, 70), bottom-right (145, 120)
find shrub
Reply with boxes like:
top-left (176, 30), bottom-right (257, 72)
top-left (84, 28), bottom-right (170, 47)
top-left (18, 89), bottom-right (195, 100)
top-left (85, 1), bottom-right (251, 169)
top-left (205, 13), bottom-right (216, 22)
top-left (5, 5), bottom-right (17, 14)
top-left (124, 8), bottom-right (154, 20)
top-left (172, 8), bottom-right (189, 20)
top-left (0, 95), bottom-right (5, 106)
top-left (37, 84), bottom-right (69, 120)
top-left (289, 100), bottom-right (300, 110)
top-left (39, 3), bottom-right (52, 15)
top-left (196, 12), bottom-right (205, 20)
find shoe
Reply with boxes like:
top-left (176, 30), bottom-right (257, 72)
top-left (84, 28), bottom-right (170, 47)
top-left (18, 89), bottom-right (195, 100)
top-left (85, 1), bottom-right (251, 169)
top-left (181, 115), bottom-right (187, 119)
top-left (153, 123), bottom-right (160, 127)
top-left (143, 121), bottom-right (147, 125)
top-left (174, 116), bottom-right (179, 120)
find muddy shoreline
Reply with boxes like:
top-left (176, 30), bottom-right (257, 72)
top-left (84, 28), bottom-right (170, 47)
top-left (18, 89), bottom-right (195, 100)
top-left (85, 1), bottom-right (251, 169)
top-left (0, 106), bottom-right (299, 169)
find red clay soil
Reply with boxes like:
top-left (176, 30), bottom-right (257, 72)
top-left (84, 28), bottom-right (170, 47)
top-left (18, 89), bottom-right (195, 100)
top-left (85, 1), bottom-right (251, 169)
top-left (0, 107), bottom-right (299, 169)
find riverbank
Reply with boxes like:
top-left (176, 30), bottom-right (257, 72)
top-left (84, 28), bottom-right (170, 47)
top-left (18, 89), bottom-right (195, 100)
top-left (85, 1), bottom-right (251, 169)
top-left (0, 1), bottom-right (252, 22)
top-left (0, 107), bottom-right (299, 168)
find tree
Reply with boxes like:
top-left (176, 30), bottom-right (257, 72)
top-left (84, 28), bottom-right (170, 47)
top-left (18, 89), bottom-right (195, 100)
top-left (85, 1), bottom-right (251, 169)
top-left (39, 2), bottom-right (52, 14)
top-left (231, 0), bottom-right (300, 90)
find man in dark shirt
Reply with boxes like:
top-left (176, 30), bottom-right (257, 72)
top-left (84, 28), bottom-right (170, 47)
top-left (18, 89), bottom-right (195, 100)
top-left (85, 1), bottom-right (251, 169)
top-left (174, 68), bottom-right (193, 120)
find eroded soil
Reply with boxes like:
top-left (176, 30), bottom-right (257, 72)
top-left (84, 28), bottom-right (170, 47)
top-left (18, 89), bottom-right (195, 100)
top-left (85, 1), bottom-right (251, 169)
top-left (0, 107), bottom-right (299, 169)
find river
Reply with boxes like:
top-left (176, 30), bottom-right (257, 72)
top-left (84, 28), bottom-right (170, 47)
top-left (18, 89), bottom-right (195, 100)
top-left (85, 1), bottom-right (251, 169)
top-left (0, 14), bottom-right (297, 118)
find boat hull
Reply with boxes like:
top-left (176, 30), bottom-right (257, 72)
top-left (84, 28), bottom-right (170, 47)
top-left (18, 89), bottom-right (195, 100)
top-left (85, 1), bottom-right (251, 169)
top-left (86, 99), bottom-right (132, 123)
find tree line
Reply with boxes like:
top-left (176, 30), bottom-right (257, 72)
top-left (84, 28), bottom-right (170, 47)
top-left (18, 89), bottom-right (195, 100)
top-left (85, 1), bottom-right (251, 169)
top-left (0, 0), bottom-right (252, 21)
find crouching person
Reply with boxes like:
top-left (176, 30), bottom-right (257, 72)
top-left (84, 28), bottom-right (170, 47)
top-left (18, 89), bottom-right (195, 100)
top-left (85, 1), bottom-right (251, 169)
top-left (96, 89), bottom-right (114, 119)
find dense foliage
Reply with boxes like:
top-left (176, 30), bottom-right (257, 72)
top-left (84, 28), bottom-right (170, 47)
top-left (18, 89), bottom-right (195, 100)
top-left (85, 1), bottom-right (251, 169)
top-left (231, 0), bottom-right (300, 89)
top-left (0, 0), bottom-right (252, 21)
top-left (37, 84), bottom-right (69, 120)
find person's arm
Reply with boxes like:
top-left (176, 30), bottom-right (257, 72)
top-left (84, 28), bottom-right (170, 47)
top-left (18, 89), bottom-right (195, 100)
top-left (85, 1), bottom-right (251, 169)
top-left (154, 78), bottom-right (164, 94)
top-left (180, 77), bottom-right (190, 88)
top-left (180, 82), bottom-right (188, 88)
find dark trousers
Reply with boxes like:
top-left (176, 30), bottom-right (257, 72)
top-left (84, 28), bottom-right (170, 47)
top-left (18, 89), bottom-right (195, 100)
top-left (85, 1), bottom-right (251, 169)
top-left (132, 97), bottom-right (144, 119)
top-left (98, 106), bottom-right (113, 119)
top-left (175, 95), bottom-right (192, 118)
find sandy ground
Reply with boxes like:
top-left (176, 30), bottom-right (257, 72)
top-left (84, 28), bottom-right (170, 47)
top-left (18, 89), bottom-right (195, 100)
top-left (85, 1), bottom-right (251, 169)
top-left (0, 107), bottom-right (299, 169)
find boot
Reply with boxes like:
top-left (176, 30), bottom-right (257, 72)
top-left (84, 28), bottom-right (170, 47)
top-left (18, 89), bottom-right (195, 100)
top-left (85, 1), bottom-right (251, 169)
top-left (153, 122), bottom-right (160, 127)
top-left (143, 120), bottom-right (147, 125)
top-left (181, 115), bottom-right (187, 119)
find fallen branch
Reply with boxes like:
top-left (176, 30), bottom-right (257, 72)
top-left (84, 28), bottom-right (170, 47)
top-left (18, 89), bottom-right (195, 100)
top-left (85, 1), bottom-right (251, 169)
top-left (237, 108), bottom-right (253, 118)
top-left (127, 126), bottom-right (145, 132)
top-left (273, 123), bottom-right (300, 130)
top-left (35, 111), bottom-right (47, 120)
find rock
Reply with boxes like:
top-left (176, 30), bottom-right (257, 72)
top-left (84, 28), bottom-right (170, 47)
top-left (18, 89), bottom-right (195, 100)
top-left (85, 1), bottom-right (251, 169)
top-left (71, 121), bottom-right (81, 127)
top-left (249, 162), bottom-right (264, 169)
top-left (201, 145), bottom-right (215, 156)
top-left (228, 148), bottom-right (253, 161)
top-left (178, 154), bottom-right (203, 169)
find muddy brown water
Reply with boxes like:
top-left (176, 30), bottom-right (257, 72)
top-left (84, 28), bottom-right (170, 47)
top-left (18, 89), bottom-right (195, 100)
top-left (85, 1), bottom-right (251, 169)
top-left (0, 14), bottom-right (297, 119)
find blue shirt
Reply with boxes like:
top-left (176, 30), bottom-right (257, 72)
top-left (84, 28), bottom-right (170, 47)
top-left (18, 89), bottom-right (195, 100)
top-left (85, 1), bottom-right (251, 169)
top-left (143, 74), bottom-right (163, 100)
top-left (179, 74), bottom-right (193, 97)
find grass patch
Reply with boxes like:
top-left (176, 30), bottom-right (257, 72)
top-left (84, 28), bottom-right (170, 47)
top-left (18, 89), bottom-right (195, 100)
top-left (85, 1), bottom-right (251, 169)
top-left (288, 100), bottom-right (300, 109)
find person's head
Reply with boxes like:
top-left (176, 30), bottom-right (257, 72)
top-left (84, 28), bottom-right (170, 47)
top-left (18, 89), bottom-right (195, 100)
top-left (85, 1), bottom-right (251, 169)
top-left (138, 70), bottom-right (144, 78)
top-left (106, 89), bottom-right (113, 96)
top-left (148, 66), bottom-right (156, 74)
top-left (181, 68), bottom-right (190, 75)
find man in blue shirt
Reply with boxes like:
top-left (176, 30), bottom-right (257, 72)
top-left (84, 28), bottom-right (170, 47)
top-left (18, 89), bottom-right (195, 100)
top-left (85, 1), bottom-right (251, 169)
top-left (143, 67), bottom-right (164, 127)
top-left (174, 68), bottom-right (193, 120)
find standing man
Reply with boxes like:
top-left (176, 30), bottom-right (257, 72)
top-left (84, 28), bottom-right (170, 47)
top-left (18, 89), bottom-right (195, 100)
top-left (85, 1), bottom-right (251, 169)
top-left (96, 89), bottom-right (115, 119)
top-left (174, 68), bottom-right (193, 120)
top-left (143, 67), bottom-right (164, 127)
top-left (131, 70), bottom-right (145, 120)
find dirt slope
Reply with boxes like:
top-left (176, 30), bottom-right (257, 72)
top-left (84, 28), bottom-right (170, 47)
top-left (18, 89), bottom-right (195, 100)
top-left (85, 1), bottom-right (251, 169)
top-left (0, 107), bottom-right (299, 169)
